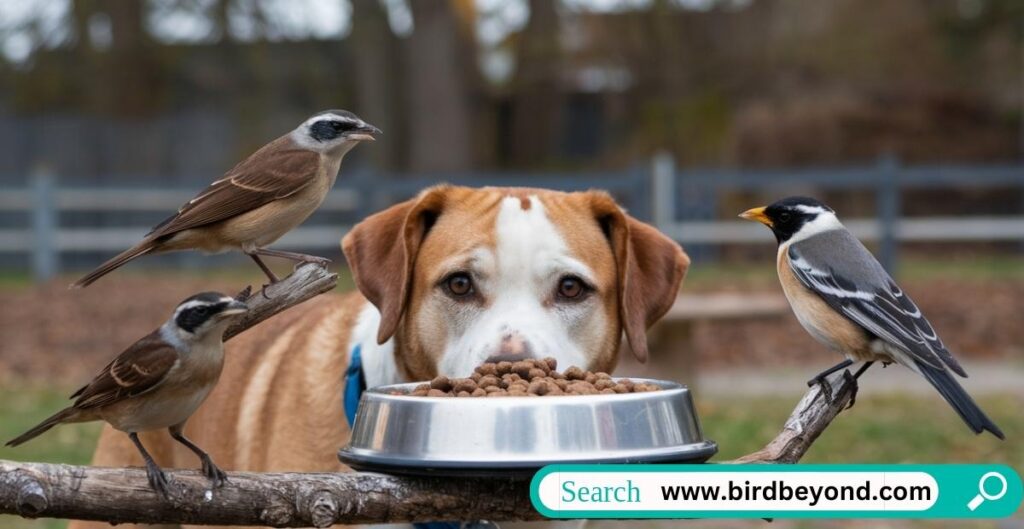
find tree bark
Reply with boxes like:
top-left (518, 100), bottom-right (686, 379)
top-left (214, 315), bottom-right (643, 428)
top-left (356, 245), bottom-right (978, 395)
top-left (405, 0), bottom-right (476, 172)
top-left (223, 262), bottom-right (338, 342)
top-left (733, 370), bottom-right (856, 463)
top-left (0, 462), bottom-right (537, 527)
top-left (350, 0), bottom-right (402, 170)
top-left (508, 0), bottom-right (562, 167)
top-left (0, 368), bottom-right (859, 525)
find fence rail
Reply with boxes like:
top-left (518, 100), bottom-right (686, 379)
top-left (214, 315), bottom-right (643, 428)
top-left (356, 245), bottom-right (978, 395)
top-left (2, 156), bottom-right (1024, 281)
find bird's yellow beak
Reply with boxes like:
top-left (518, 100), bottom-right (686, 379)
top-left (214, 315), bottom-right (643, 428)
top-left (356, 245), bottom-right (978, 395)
top-left (739, 206), bottom-right (772, 227)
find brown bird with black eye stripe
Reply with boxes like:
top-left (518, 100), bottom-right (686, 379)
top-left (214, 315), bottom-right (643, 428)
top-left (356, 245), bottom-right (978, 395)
top-left (6, 292), bottom-right (248, 497)
top-left (71, 110), bottom-right (380, 289)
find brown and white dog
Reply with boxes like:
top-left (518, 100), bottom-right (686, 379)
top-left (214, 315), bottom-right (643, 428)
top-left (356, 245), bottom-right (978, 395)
top-left (71, 185), bottom-right (689, 529)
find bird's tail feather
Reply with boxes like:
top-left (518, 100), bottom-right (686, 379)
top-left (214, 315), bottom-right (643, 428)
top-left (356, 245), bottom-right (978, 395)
top-left (6, 407), bottom-right (79, 447)
top-left (915, 359), bottom-right (1004, 440)
top-left (70, 241), bottom-right (155, 289)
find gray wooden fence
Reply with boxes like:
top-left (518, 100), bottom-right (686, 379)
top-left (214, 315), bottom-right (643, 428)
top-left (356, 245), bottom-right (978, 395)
top-left (2, 156), bottom-right (1024, 281)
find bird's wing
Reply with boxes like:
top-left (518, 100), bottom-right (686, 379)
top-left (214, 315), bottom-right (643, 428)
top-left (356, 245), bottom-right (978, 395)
top-left (148, 137), bottom-right (321, 238)
top-left (70, 331), bottom-right (181, 410)
top-left (787, 229), bottom-right (966, 377)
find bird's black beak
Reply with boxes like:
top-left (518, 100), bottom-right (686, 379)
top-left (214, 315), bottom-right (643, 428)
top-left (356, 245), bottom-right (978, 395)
top-left (739, 206), bottom-right (773, 227)
top-left (346, 123), bottom-right (382, 142)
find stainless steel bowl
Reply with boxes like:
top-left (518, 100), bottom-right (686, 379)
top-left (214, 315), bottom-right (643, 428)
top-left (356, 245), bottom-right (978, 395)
top-left (338, 378), bottom-right (716, 474)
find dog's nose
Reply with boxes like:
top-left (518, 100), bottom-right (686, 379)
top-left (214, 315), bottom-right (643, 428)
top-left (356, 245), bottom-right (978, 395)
top-left (484, 352), bottom-right (532, 364)
top-left (484, 334), bottom-right (533, 364)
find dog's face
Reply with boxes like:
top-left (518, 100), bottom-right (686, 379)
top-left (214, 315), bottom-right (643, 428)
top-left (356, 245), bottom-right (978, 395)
top-left (342, 186), bottom-right (689, 380)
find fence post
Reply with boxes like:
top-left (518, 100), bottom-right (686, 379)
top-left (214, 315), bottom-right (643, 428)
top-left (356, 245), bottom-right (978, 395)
top-left (876, 154), bottom-right (900, 274)
top-left (1019, 158), bottom-right (1024, 255)
top-left (31, 168), bottom-right (58, 282)
top-left (651, 151), bottom-right (675, 234)
top-left (1020, 166), bottom-right (1024, 255)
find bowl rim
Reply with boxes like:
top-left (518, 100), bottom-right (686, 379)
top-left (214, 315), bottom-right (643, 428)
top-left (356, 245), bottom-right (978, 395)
top-left (339, 439), bottom-right (719, 471)
top-left (364, 377), bottom-right (686, 400)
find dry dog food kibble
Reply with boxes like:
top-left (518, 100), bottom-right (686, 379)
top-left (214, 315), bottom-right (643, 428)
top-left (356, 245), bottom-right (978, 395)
top-left (405, 358), bottom-right (660, 397)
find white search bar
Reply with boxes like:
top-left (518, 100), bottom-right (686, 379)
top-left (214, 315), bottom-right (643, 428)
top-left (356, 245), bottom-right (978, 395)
top-left (535, 471), bottom-right (938, 512)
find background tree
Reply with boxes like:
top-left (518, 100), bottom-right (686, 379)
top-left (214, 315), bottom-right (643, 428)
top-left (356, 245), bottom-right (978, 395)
top-left (405, 0), bottom-right (477, 172)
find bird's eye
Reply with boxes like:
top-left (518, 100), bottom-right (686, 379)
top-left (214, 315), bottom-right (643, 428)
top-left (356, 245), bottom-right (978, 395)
top-left (194, 306), bottom-right (209, 315)
top-left (778, 212), bottom-right (792, 224)
top-left (556, 276), bottom-right (588, 301)
top-left (444, 273), bottom-right (474, 298)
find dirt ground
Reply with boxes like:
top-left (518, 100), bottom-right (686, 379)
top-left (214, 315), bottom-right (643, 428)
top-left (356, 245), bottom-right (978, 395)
top-left (0, 274), bottom-right (252, 383)
top-left (1, 271), bottom-right (1022, 385)
top-left (682, 277), bottom-right (1024, 369)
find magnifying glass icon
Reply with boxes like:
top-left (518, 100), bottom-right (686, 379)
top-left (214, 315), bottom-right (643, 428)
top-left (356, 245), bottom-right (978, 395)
top-left (967, 472), bottom-right (1008, 511)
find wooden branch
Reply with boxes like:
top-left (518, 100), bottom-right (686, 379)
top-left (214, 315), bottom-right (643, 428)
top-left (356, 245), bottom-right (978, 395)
top-left (0, 369), bottom-right (857, 525)
top-left (223, 262), bottom-right (338, 341)
top-left (0, 461), bottom-right (538, 527)
top-left (731, 369), bottom-right (856, 463)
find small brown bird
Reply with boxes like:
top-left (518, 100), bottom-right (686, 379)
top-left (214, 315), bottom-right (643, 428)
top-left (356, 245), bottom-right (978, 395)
top-left (6, 292), bottom-right (248, 496)
top-left (741, 197), bottom-right (1003, 439)
top-left (72, 110), bottom-right (380, 288)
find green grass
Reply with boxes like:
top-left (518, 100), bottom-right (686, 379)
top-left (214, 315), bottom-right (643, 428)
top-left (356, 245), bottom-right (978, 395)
top-left (0, 388), bottom-right (102, 465)
top-left (0, 270), bottom-right (32, 290)
top-left (701, 393), bottom-right (1023, 465)
top-left (1, 255), bottom-right (1021, 291)
top-left (157, 265), bottom-right (357, 292)
top-left (0, 386), bottom-right (1020, 528)
top-left (895, 255), bottom-right (1024, 282)
top-left (0, 264), bottom-right (358, 292)
top-left (0, 386), bottom-right (102, 529)
top-left (685, 255), bottom-right (1024, 290)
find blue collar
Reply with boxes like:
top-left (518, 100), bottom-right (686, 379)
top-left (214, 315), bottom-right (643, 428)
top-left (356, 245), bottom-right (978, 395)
top-left (343, 345), bottom-right (460, 529)
top-left (343, 344), bottom-right (366, 427)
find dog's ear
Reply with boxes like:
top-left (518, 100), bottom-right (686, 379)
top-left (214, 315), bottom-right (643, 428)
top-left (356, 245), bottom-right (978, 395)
top-left (589, 192), bottom-right (690, 363)
top-left (342, 186), bottom-right (448, 344)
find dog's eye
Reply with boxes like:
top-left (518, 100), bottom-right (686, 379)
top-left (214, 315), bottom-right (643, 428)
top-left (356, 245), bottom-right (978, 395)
top-left (557, 276), bottom-right (587, 300)
top-left (445, 273), bottom-right (474, 297)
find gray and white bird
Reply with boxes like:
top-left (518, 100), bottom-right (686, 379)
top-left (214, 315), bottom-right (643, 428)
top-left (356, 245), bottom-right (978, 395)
top-left (6, 292), bottom-right (249, 496)
top-left (72, 110), bottom-right (380, 288)
top-left (741, 197), bottom-right (1003, 439)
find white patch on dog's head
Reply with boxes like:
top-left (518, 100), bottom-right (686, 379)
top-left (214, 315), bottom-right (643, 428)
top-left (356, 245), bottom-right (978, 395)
top-left (429, 196), bottom-right (595, 377)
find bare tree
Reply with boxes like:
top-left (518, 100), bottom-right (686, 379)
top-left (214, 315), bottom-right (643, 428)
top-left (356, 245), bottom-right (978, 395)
top-left (71, 0), bottom-right (166, 116)
top-left (405, 0), bottom-right (476, 172)
top-left (508, 0), bottom-right (563, 168)
top-left (351, 0), bottom-right (403, 169)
